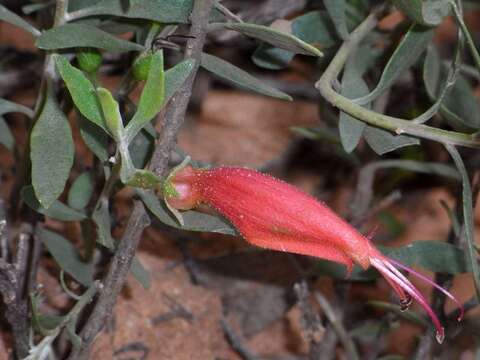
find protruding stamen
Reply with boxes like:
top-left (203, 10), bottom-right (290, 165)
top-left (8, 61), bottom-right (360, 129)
top-left (399, 294), bottom-right (413, 312)
top-left (388, 258), bottom-right (464, 322)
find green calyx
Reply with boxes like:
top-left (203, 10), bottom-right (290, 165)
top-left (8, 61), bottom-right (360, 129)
top-left (77, 48), bottom-right (102, 73)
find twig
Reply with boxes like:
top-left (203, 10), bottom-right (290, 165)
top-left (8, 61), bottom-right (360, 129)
top-left (0, 198), bottom-right (9, 260)
top-left (314, 292), bottom-right (359, 360)
top-left (214, 0), bottom-right (243, 23)
top-left (67, 1), bottom-right (214, 358)
top-left (293, 282), bottom-right (326, 360)
top-left (314, 12), bottom-right (480, 148)
top-left (220, 318), bottom-right (258, 360)
top-left (68, 201), bottom-right (150, 360)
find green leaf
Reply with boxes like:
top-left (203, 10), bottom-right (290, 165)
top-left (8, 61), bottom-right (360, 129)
top-left (0, 117), bottom-right (14, 151)
top-left (324, 0), bottom-right (349, 40)
top-left (220, 22), bottom-right (323, 57)
top-left (381, 240), bottom-right (469, 275)
top-left (200, 53), bottom-right (292, 101)
top-left (129, 129), bottom-right (154, 169)
top-left (355, 24), bottom-right (434, 105)
top-left (92, 198), bottom-right (114, 249)
top-left (0, 98), bottom-right (34, 117)
top-left (38, 227), bottom-right (93, 287)
top-left (445, 145), bottom-right (480, 300)
top-left (164, 59), bottom-right (195, 103)
top-left (0, 4), bottom-right (40, 36)
top-left (252, 45), bottom-right (294, 70)
top-left (78, 114), bottom-right (109, 162)
top-left (339, 48), bottom-right (369, 153)
top-left (30, 84), bottom-right (74, 208)
top-left (424, 46), bottom-right (480, 130)
top-left (68, 172), bottom-right (94, 210)
top-left (56, 56), bottom-right (107, 131)
top-left (74, 0), bottom-right (193, 23)
top-left (364, 126), bottom-right (420, 155)
top-left (137, 189), bottom-right (236, 235)
top-left (96, 87), bottom-right (123, 140)
top-left (125, 51), bottom-right (165, 143)
top-left (292, 11), bottom-right (339, 49)
top-left (130, 257), bottom-right (151, 289)
top-left (392, 0), bottom-right (450, 26)
top-left (37, 24), bottom-right (143, 52)
top-left (22, 186), bottom-right (86, 221)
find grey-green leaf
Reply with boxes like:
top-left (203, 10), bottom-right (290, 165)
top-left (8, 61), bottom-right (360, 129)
top-left (30, 84), bottom-right (74, 209)
top-left (78, 114), bottom-right (109, 162)
top-left (68, 172), bottom-right (94, 210)
top-left (392, 0), bottom-right (451, 26)
top-left (56, 56), bottom-right (107, 131)
top-left (37, 24), bottom-right (143, 52)
top-left (130, 257), bottom-right (151, 290)
top-left (220, 22), bottom-right (323, 57)
top-left (381, 240), bottom-right (469, 275)
top-left (125, 51), bottom-right (165, 143)
top-left (0, 117), bottom-right (14, 151)
top-left (73, 0), bottom-right (193, 24)
top-left (445, 145), bottom-right (480, 299)
top-left (424, 46), bottom-right (480, 130)
top-left (292, 11), bottom-right (338, 49)
top-left (92, 198), bottom-right (115, 249)
top-left (324, 0), bottom-right (349, 40)
top-left (137, 189), bottom-right (236, 235)
top-left (164, 59), bottom-right (195, 103)
top-left (355, 24), bottom-right (434, 105)
top-left (22, 186), bottom-right (86, 221)
top-left (38, 227), bottom-right (93, 287)
top-left (0, 4), bottom-right (40, 36)
top-left (0, 98), bottom-right (34, 117)
top-left (364, 126), bottom-right (420, 155)
top-left (252, 45), bottom-right (294, 70)
top-left (200, 52), bottom-right (292, 101)
top-left (339, 49), bottom-right (370, 153)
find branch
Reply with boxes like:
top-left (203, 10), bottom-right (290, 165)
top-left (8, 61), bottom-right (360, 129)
top-left (314, 13), bottom-right (480, 149)
top-left (68, 1), bottom-right (214, 358)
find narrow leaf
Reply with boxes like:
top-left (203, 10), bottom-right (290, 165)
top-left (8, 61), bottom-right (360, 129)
top-left (38, 227), bottom-right (93, 286)
top-left (73, 0), bottom-right (193, 23)
top-left (200, 53), bottom-right (292, 101)
top-left (22, 186), bottom-right (86, 221)
top-left (125, 51), bottom-right (165, 143)
top-left (292, 11), bottom-right (339, 49)
top-left (56, 56), bottom-right (107, 131)
top-left (221, 22), bottom-right (323, 57)
top-left (0, 117), bottom-right (14, 151)
top-left (130, 257), bottom-right (151, 289)
top-left (445, 145), bottom-right (480, 300)
top-left (392, 0), bottom-right (450, 26)
top-left (137, 189), bottom-right (236, 235)
top-left (37, 24), bottom-right (143, 52)
top-left (339, 48), bottom-right (369, 153)
top-left (68, 172), bottom-right (94, 210)
top-left (324, 0), bottom-right (349, 40)
top-left (30, 84), bottom-right (74, 208)
top-left (355, 24), bottom-right (434, 105)
top-left (96, 87), bottom-right (123, 140)
top-left (92, 198), bottom-right (114, 249)
top-left (424, 46), bottom-right (480, 130)
top-left (0, 98), bottom-right (34, 117)
top-left (252, 45), bottom-right (294, 70)
top-left (78, 114), bottom-right (109, 162)
top-left (364, 126), bottom-right (420, 155)
top-left (164, 59), bottom-right (195, 103)
top-left (0, 4), bottom-right (40, 36)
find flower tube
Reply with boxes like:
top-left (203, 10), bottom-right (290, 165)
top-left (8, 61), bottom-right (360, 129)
top-left (163, 165), bottom-right (463, 343)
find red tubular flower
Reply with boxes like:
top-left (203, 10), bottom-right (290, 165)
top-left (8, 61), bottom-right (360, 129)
top-left (164, 165), bottom-right (463, 343)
